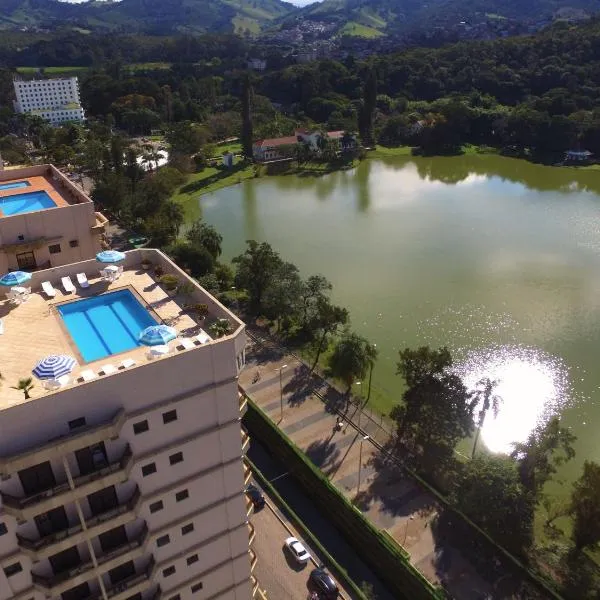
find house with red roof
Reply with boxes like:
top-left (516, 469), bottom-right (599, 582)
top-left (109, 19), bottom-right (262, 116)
top-left (252, 136), bottom-right (299, 162)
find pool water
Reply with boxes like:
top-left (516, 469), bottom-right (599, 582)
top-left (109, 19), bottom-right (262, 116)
top-left (57, 289), bottom-right (157, 362)
top-left (0, 190), bottom-right (56, 216)
top-left (0, 181), bottom-right (29, 191)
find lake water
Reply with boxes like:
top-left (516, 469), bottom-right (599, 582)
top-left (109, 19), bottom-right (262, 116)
top-left (190, 155), bottom-right (600, 485)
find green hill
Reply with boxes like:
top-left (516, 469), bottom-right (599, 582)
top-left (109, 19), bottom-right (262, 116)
top-left (0, 0), bottom-right (295, 34)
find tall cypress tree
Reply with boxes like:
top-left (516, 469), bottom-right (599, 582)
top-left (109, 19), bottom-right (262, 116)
top-left (241, 74), bottom-right (254, 160)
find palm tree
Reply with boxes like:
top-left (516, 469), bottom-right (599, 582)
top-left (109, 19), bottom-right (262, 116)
top-left (471, 377), bottom-right (502, 458)
top-left (12, 377), bottom-right (34, 399)
top-left (365, 342), bottom-right (378, 405)
top-left (209, 319), bottom-right (232, 339)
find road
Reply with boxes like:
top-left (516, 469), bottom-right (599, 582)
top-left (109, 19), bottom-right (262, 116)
top-left (249, 440), bottom-right (395, 600)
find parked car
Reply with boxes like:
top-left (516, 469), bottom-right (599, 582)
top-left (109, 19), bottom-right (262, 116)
top-left (309, 567), bottom-right (339, 599)
top-left (245, 484), bottom-right (265, 509)
top-left (284, 536), bottom-right (311, 564)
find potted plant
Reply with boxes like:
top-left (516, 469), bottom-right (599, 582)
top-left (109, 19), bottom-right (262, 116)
top-left (141, 258), bottom-right (152, 271)
top-left (154, 264), bottom-right (164, 277)
top-left (209, 318), bottom-right (232, 339)
top-left (191, 303), bottom-right (209, 320)
top-left (159, 274), bottom-right (179, 295)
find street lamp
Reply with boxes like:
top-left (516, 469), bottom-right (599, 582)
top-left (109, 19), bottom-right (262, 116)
top-left (277, 364), bottom-right (288, 422)
top-left (357, 433), bottom-right (370, 496)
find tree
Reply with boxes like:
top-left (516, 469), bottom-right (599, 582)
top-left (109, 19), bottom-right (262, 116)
top-left (359, 68), bottom-right (377, 146)
top-left (298, 274), bottom-right (332, 329)
top-left (309, 298), bottom-right (349, 373)
top-left (262, 261), bottom-right (303, 331)
top-left (511, 416), bottom-right (576, 500)
top-left (327, 332), bottom-right (376, 404)
top-left (241, 74), bottom-right (254, 159)
top-left (232, 240), bottom-right (283, 315)
top-left (451, 455), bottom-right (535, 556)
top-left (186, 220), bottom-right (223, 260)
top-left (165, 241), bottom-right (214, 278)
top-left (209, 318), bottom-right (232, 338)
top-left (471, 377), bottom-right (502, 458)
top-left (12, 377), bottom-right (34, 399)
top-left (570, 461), bottom-right (600, 551)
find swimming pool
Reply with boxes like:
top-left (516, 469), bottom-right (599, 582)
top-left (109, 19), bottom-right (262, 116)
top-left (0, 181), bottom-right (29, 191)
top-left (57, 289), bottom-right (157, 362)
top-left (0, 190), bottom-right (56, 216)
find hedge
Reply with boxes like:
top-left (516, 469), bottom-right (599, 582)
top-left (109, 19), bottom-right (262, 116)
top-left (243, 399), bottom-right (445, 600)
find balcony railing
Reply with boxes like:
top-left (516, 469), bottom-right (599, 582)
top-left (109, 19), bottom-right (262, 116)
top-left (86, 559), bottom-right (156, 600)
top-left (239, 393), bottom-right (248, 415)
top-left (247, 521), bottom-right (256, 545)
top-left (241, 429), bottom-right (250, 453)
top-left (2, 444), bottom-right (133, 520)
top-left (17, 487), bottom-right (141, 558)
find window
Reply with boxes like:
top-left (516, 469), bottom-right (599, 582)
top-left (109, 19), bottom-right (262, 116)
top-left (69, 239), bottom-right (79, 248)
top-left (141, 463), bottom-right (156, 477)
top-left (162, 566), bottom-right (176, 577)
top-left (68, 417), bottom-right (86, 430)
top-left (191, 583), bottom-right (203, 593)
top-left (149, 500), bottom-right (163, 513)
top-left (169, 452), bottom-right (183, 465)
top-left (181, 523), bottom-right (194, 535)
top-left (162, 409), bottom-right (177, 424)
top-left (49, 244), bottom-right (61, 254)
top-left (0, 522), bottom-right (7, 535)
top-left (186, 554), bottom-right (198, 566)
top-left (156, 534), bottom-right (170, 548)
top-left (133, 420), bottom-right (149, 434)
top-left (175, 489), bottom-right (189, 502)
top-left (4, 562), bottom-right (22, 577)
top-left (16, 251), bottom-right (36, 270)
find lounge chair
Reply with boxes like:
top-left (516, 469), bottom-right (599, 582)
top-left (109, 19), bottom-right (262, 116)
top-left (177, 338), bottom-right (195, 351)
top-left (195, 330), bottom-right (211, 345)
top-left (99, 364), bottom-right (117, 376)
top-left (146, 344), bottom-right (170, 360)
top-left (61, 276), bottom-right (75, 294)
top-left (41, 281), bottom-right (56, 298)
top-left (120, 358), bottom-right (136, 369)
top-left (76, 273), bottom-right (90, 288)
top-left (78, 370), bottom-right (97, 382)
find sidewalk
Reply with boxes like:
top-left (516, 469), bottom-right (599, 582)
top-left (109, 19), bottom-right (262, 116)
top-left (240, 328), bottom-right (531, 600)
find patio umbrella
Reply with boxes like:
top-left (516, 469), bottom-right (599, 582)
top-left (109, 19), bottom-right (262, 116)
top-left (32, 355), bottom-right (77, 380)
top-left (138, 324), bottom-right (177, 346)
top-left (0, 271), bottom-right (32, 287)
top-left (96, 250), bottom-right (126, 263)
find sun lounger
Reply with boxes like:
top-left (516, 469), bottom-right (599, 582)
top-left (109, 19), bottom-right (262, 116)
top-left (99, 364), bottom-right (117, 375)
top-left (61, 276), bottom-right (75, 294)
top-left (120, 358), bottom-right (136, 369)
top-left (177, 338), bottom-right (195, 351)
top-left (195, 330), bottom-right (211, 345)
top-left (41, 281), bottom-right (56, 298)
top-left (146, 344), bottom-right (170, 359)
top-left (78, 370), bottom-right (97, 382)
top-left (76, 273), bottom-right (90, 288)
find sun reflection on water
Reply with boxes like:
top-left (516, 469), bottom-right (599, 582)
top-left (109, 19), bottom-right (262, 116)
top-left (455, 345), bottom-right (572, 454)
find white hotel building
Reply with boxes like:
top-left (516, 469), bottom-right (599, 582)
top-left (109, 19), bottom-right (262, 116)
top-left (13, 78), bottom-right (85, 126)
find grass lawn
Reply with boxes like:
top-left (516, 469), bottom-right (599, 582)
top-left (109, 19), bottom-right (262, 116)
top-left (340, 21), bottom-right (384, 38)
top-left (369, 145), bottom-right (413, 158)
top-left (213, 141), bottom-right (242, 156)
top-left (17, 66), bottom-right (89, 75)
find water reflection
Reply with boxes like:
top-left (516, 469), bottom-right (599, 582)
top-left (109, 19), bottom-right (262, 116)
top-left (456, 345), bottom-right (572, 453)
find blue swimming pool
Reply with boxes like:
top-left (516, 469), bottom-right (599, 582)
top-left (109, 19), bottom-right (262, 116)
top-left (0, 181), bottom-right (29, 191)
top-left (57, 289), bottom-right (157, 362)
top-left (0, 190), bottom-right (56, 216)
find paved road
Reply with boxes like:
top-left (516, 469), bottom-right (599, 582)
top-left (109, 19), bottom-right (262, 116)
top-left (249, 440), bottom-right (395, 600)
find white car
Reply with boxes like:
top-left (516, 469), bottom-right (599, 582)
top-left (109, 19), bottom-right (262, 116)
top-left (285, 536), bottom-right (311, 564)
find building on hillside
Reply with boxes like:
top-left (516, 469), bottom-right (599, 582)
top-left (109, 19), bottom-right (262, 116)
top-left (0, 164), bottom-right (108, 274)
top-left (252, 136), bottom-right (298, 162)
top-left (247, 59), bottom-right (267, 72)
top-left (13, 77), bottom-right (85, 126)
top-left (0, 248), bottom-right (260, 600)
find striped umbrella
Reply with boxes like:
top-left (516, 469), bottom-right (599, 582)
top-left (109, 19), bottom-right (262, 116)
top-left (138, 325), bottom-right (177, 346)
top-left (96, 250), bottom-right (126, 263)
top-left (32, 355), bottom-right (77, 380)
top-left (0, 271), bottom-right (32, 287)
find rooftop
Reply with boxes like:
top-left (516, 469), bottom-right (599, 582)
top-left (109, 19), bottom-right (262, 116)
top-left (0, 249), bottom-right (243, 409)
top-left (254, 136), bottom-right (299, 148)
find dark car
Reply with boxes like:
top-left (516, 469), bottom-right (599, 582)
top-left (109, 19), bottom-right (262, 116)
top-left (309, 567), bottom-right (339, 599)
top-left (245, 484), bottom-right (265, 509)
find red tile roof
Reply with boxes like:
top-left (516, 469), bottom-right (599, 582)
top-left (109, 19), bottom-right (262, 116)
top-left (254, 136), bottom-right (298, 148)
top-left (327, 130), bottom-right (345, 139)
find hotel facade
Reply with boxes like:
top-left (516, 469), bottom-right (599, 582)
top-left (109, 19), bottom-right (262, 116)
top-left (0, 249), bottom-right (257, 600)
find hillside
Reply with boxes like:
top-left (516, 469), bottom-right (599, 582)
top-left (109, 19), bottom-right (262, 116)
top-left (295, 0), bottom-right (600, 37)
top-left (0, 0), bottom-right (295, 34)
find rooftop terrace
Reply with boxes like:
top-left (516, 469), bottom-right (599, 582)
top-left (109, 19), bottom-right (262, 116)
top-left (0, 249), bottom-right (244, 409)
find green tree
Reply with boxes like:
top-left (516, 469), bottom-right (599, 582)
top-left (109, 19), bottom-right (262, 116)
top-left (12, 377), bottom-right (34, 399)
top-left (186, 220), bottom-right (223, 260)
top-left (210, 318), bottom-right (232, 338)
top-left (359, 68), bottom-right (377, 146)
top-left (309, 298), bottom-right (349, 373)
top-left (570, 461), bottom-right (600, 551)
top-left (262, 261), bottom-right (303, 331)
top-left (241, 74), bottom-right (254, 159)
top-left (165, 241), bottom-right (214, 278)
top-left (471, 378), bottom-right (502, 458)
top-left (298, 274), bottom-right (332, 329)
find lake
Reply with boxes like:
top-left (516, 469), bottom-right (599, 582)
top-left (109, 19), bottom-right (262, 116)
top-left (189, 154), bottom-right (600, 486)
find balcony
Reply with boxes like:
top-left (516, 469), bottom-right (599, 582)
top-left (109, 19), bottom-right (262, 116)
top-left (89, 559), bottom-right (156, 600)
top-left (247, 521), bottom-right (256, 545)
top-left (249, 548), bottom-right (258, 573)
top-left (244, 462), bottom-right (252, 486)
top-left (91, 211), bottom-right (109, 234)
top-left (17, 488), bottom-right (141, 560)
top-left (32, 524), bottom-right (149, 595)
top-left (241, 428), bottom-right (250, 454)
top-left (3, 444), bottom-right (133, 521)
top-left (239, 392), bottom-right (248, 416)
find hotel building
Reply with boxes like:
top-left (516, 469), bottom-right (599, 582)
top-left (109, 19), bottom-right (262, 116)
top-left (0, 165), bottom-right (108, 274)
top-left (13, 78), bottom-right (85, 126)
top-left (0, 248), bottom-right (257, 600)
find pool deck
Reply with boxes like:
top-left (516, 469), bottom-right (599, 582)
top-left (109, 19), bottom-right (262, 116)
top-left (0, 175), bottom-right (71, 217)
top-left (0, 267), bottom-right (207, 408)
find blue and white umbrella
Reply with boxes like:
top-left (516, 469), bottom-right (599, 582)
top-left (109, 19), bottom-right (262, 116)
top-left (0, 271), bottom-right (32, 287)
top-left (96, 250), bottom-right (126, 263)
top-left (32, 355), bottom-right (77, 380)
top-left (138, 325), bottom-right (177, 346)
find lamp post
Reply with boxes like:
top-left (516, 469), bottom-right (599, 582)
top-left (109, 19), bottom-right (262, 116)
top-left (278, 364), bottom-right (288, 422)
top-left (357, 431), bottom-right (370, 497)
